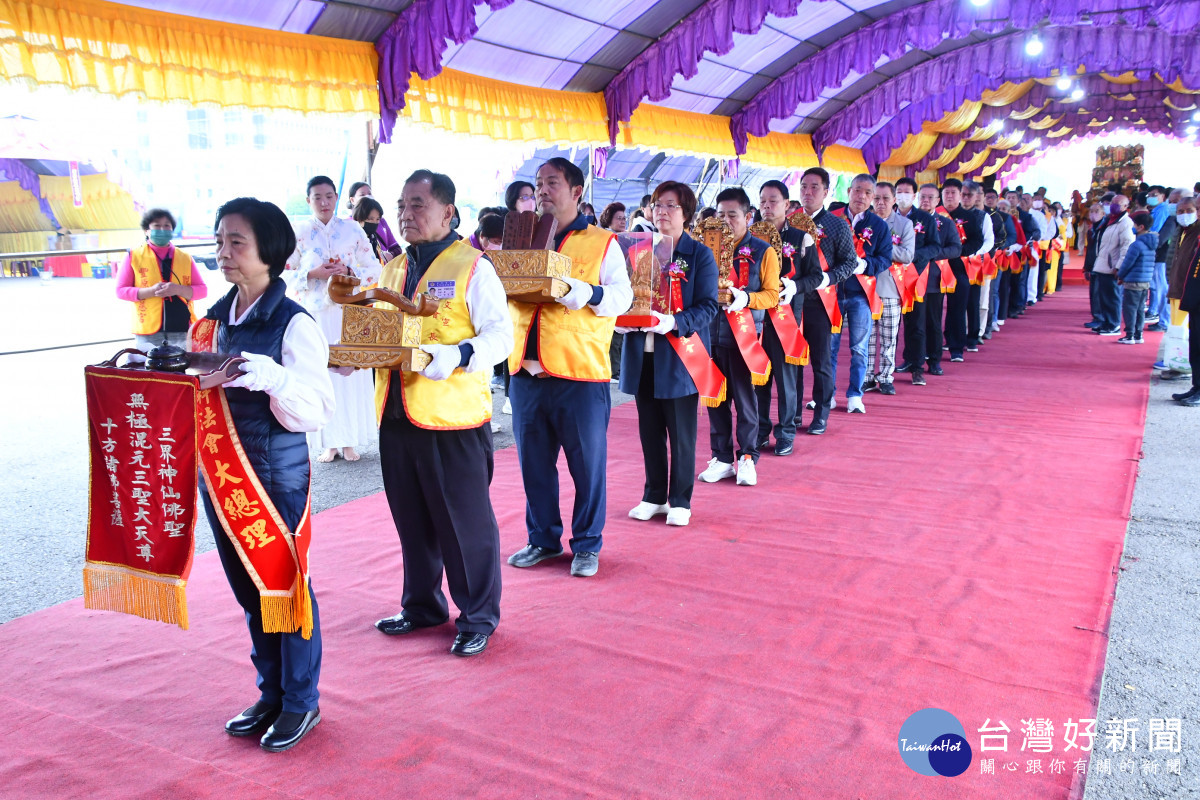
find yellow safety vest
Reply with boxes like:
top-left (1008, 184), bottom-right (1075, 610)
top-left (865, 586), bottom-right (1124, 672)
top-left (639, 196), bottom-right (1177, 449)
top-left (130, 245), bottom-right (195, 335)
top-left (508, 225), bottom-right (616, 381)
top-left (373, 239), bottom-right (492, 430)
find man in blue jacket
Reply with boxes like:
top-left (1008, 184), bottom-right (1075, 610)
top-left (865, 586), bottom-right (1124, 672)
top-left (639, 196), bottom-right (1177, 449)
top-left (828, 174), bottom-right (893, 413)
top-left (1117, 210), bottom-right (1158, 344)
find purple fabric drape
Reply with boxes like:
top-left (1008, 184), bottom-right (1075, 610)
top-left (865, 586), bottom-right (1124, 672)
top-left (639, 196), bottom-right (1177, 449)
top-left (807, 25), bottom-right (1200, 163)
top-left (997, 128), bottom-right (1183, 180)
top-left (0, 157), bottom-right (57, 227)
top-left (866, 75), bottom-right (1198, 172)
top-left (375, 0), bottom-right (515, 143)
top-left (602, 0), bottom-right (833, 144)
top-left (729, 0), bottom-right (1197, 153)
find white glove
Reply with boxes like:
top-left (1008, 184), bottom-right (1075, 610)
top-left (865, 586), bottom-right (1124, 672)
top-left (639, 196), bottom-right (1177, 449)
top-left (228, 352), bottom-right (288, 395)
top-left (1007, 243), bottom-right (1022, 253)
top-left (726, 287), bottom-right (749, 312)
top-left (778, 277), bottom-right (797, 305)
top-left (614, 326), bottom-right (636, 335)
top-left (419, 343), bottom-right (461, 381)
top-left (649, 311), bottom-right (676, 335)
top-left (853, 257), bottom-right (868, 275)
top-left (817, 273), bottom-right (830, 291)
top-left (555, 276), bottom-right (593, 311)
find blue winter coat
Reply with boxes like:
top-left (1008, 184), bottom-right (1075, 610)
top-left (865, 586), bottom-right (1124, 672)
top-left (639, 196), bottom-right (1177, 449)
top-left (1117, 231), bottom-right (1159, 284)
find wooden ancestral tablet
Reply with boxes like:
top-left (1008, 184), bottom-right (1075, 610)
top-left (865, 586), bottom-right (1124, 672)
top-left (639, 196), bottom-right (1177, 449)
top-left (326, 274), bottom-right (435, 371)
top-left (615, 240), bottom-right (658, 328)
top-left (694, 216), bottom-right (736, 304)
top-left (490, 249), bottom-right (573, 304)
top-left (748, 220), bottom-right (783, 262)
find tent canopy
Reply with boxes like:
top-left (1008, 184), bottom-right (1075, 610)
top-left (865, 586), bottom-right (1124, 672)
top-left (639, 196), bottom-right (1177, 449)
top-left (4, 0), bottom-right (1198, 183)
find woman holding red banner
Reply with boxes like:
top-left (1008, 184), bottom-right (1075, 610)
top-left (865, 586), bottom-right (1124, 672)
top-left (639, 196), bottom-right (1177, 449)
top-left (191, 197), bottom-right (333, 753)
top-left (617, 182), bottom-right (718, 527)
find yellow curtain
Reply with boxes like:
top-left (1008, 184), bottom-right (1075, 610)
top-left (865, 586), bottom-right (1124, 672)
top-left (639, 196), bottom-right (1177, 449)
top-left (1088, 117), bottom-right (1113, 127)
top-left (992, 130), bottom-right (1025, 150)
top-left (981, 80), bottom-right (1035, 106)
top-left (1009, 140), bottom-right (1039, 157)
top-left (877, 165), bottom-right (907, 182)
top-left (1028, 114), bottom-right (1064, 130)
top-left (914, 169), bottom-right (939, 186)
top-left (955, 147), bottom-right (993, 175)
top-left (41, 173), bottom-right (140, 229)
top-left (820, 144), bottom-right (869, 175)
top-left (742, 132), bottom-right (818, 169)
top-left (927, 141), bottom-right (966, 171)
top-left (0, 230), bottom-right (53, 252)
top-left (619, 104), bottom-right (736, 158)
top-left (0, 180), bottom-right (54, 233)
top-left (1165, 96), bottom-right (1198, 111)
top-left (981, 153), bottom-right (1010, 177)
top-left (1009, 102), bottom-right (1049, 120)
top-left (403, 68), bottom-right (608, 147)
top-left (1164, 77), bottom-right (1200, 94)
top-left (1101, 72), bottom-right (1140, 85)
top-left (1046, 126), bottom-right (1073, 138)
top-left (0, 0), bottom-right (378, 114)
top-left (880, 132), bottom-right (939, 167)
top-left (922, 100), bottom-right (983, 134)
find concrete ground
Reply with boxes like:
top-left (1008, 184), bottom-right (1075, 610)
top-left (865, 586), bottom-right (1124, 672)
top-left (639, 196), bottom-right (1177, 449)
top-left (1, 276), bottom-right (1196, 797)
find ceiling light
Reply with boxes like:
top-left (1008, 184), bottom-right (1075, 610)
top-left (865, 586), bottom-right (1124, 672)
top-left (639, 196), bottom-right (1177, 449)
top-left (1192, 111), bottom-right (1200, 121)
top-left (1188, 126), bottom-right (1198, 135)
top-left (970, 0), bottom-right (989, 6)
top-left (1055, 75), bottom-right (1072, 91)
top-left (1070, 87), bottom-right (1085, 100)
top-left (1025, 36), bottom-right (1044, 57)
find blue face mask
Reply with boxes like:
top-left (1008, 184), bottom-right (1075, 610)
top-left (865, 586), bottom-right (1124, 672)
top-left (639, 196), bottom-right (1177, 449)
top-left (148, 229), bottom-right (172, 246)
top-left (1147, 196), bottom-right (1161, 207)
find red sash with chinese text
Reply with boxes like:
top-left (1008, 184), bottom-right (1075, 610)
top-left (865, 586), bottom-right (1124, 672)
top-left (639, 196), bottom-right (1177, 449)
top-left (832, 208), bottom-right (883, 319)
top-left (965, 255), bottom-right (984, 286)
top-left (814, 245), bottom-right (843, 333)
top-left (666, 333), bottom-right (727, 407)
top-left (982, 253), bottom-right (999, 280)
top-left (190, 319), bottom-right (314, 639)
top-left (767, 302), bottom-right (808, 365)
top-left (726, 309), bottom-right (772, 386)
top-left (891, 263), bottom-right (918, 313)
top-left (937, 259), bottom-right (956, 293)
top-left (914, 264), bottom-right (930, 303)
top-left (84, 366), bottom-right (199, 629)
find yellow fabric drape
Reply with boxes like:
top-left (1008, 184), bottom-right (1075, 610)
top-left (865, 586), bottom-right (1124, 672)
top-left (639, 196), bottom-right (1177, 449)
top-left (403, 68), bottom-right (608, 147)
top-left (922, 101), bottom-right (982, 134)
top-left (1165, 96), bottom-right (1198, 111)
top-left (742, 132), bottom-right (818, 169)
top-left (1028, 115), bottom-right (1064, 130)
top-left (0, 0), bottom-right (378, 114)
top-left (965, 120), bottom-right (1005, 142)
top-left (0, 180), bottom-right (54, 233)
top-left (820, 144), bottom-right (869, 175)
top-left (1009, 140), bottom-right (1039, 157)
top-left (0, 230), bottom-right (53, 252)
top-left (41, 173), bottom-right (139, 230)
top-left (955, 147), bottom-right (993, 176)
top-left (1101, 72), bottom-right (1140, 85)
top-left (1164, 77), bottom-right (1200, 94)
top-left (881, 131), bottom-right (939, 167)
top-left (914, 170), bottom-right (939, 186)
top-left (927, 141), bottom-right (966, 171)
top-left (1009, 102), bottom-right (1049, 120)
top-left (620, 104), bottom-right (736, 158)
top-left (1046, 126), bottom-right (1073, 138)
top-left (981, 153), bottom-right (1010, 177)
top-left (1088, 117), bottom-right (1113, 127)
top-left (992, 130), bottom-right (1025, 150)
top-left (876, 165), bottom-right (906, 182)
top-left (981, 80), bottom-right (1035, 106)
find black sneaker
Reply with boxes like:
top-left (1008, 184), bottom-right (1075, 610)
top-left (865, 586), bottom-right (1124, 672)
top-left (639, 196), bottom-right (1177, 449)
top-left (879, 381), bottom-right (896, 396)
top-left (1097, 328), bottom-right (1121, 336)
top-left (894, 361), bottom-right (913, 373)
top-left (863, 379), bottom-right (879, 393)
top-left (1171, 386), bottom-right (1200, 401)
top-left (927, 364), bottom-right (944, 376)
top-left (911, 372), bottom-right (927, 386)
top-left (950, 354), bottom-right (964, 362)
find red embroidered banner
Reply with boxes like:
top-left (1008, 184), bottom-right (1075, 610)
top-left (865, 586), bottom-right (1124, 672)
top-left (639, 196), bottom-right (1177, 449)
top-left (937, 259), bottom-right (956, 293)
top-left (767, 303), bottom-right (808, 365)
top-left (726, 309), bottom-right (771, 386)
top-left (666, 333), bottom-right (727, 407)
top-left (965, 255), bottom-right (985, 286)
top-left (83, 367), bottom-right (199, 629)
top-left (814, 245), bottom-right (843, 333)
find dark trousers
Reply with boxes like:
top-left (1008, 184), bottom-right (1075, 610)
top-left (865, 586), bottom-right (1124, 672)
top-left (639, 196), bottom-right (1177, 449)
top-left (1191, 312), bottom-right (1200, 390)
top-left (756, 318), bottom-right (798, 446)
top-left (379, 414), bottom-right (501, 635)
top-left (943, 261), bottom-right (970, 355)
top-left (1121, 286), bottom-right (1149, 338)
top-left (635, 357), bottom-right (699, 509)
top-left (511, 371), bottom-right (610, 554)
top-left (205, 490), bottom-right (321, 714)
top-left (1093, 272), bottom-right (1121, 330)
top-left (1008, 268), bottom-right (1027, 315)
top-left (709, 343), bottom-right (760, 463)
top-left (967, 281), bottom-right (982, 345)
top-left (1037, 256), bottom-right (1050, 300)
top-left (1088, 273), bottom-right (1100, 323)
top-left (922, 268), bottom-right (945, 366)
top-left (610, 333), bottom-right (623, 380)
top-left (997, 270), bottom-right (1011, 322)
top-left (796, 296), bottom-right (834, 427)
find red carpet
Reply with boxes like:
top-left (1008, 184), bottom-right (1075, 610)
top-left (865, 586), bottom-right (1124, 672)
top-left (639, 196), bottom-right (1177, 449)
top-left (0, 287), bottom-right (1153, 799)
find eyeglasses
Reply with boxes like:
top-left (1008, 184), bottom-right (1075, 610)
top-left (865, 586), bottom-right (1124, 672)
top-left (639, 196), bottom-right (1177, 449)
top-left (652, 203), bottom-right (682, 212)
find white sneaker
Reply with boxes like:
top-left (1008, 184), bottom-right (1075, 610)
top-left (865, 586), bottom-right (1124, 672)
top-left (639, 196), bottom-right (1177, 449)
top-left (698, 457), bottom-right (736, 483)
top-left (491, 421), bottom-right (502, 433)
top-left (997, 319), bottom-right (1005, 326)
top-left (502, 398), bottom-right (511, 415)
top-left (628, 501), bottom-right (669, 520)
top-left (665, 507), bottom-right (691, 526)
top-left (805, 398), bottom-right (836, 410)
top-left (735, 455), bottom-right (757, 486)
top-left (847, 396), bottom-right (866, 414)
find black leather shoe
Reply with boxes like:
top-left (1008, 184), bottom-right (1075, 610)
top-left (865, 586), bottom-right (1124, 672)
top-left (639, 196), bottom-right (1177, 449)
top-left (570, 551), bottom-right (599, 577)
top-left (807, 417), bottom-right (827, 435)
top-left (450, 632), bottom-right (489, 657)
top-left (928, 364), bottom-right (944, 376)
top-left (225, 700), bottom-right (281, 737)
top-left (507, 545), bottom-right (564, 568)
top-left (911, 372), bottom-right (926, 386)
top-left (774, 441), bottom-right (794, 456)
top-left (862, 378), bottom-right (879, 393)
top-left (756, 438), bottom-right (771, 451)
top-left (1182, 393), bottom-right (1200, 407)
top-left (894, 361), bottom-right (913, 373)
top-left (374, 614), bottom-right (444, 635)
top-left (1171, 386), bottom-right (1200, 401)
top-left (879, 381), bottom-right (896, 396)
top-left (260, 709), bottom-right (321, 753)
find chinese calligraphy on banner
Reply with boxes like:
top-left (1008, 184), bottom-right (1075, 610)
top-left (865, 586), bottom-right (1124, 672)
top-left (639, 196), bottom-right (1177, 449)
top-left (83, 367), bottom-right (199, 629)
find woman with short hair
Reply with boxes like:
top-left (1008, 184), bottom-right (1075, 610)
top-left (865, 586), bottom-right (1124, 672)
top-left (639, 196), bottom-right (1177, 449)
top-left (599, 202), bottom-right (627, 233)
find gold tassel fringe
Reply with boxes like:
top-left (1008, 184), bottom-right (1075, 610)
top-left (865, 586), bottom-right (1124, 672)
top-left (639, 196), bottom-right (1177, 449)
top-left (701, 379), bottom-right (728, 408)
top-left (259, 573), bottom-right (314, 639)
top-left (83, 565), bottom-right (189, 630)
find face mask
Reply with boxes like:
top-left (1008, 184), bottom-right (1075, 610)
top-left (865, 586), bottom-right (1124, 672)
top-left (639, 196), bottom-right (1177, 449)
top-left (895, 192), bottom-right (914, 209)
top-left (1147, 196), bottom-right (1161, 207)
top-left (148, 229), bottom-right (172, 246)
top-left (1178, 212), bottom-right (1198, 228)
top-left (1032, 200), bottom-right (1043, 210)
top-left (1089, 212), bottom-right (1103, 223)
top-left (363, 222), bottom-right (379, 236)
top-left (1110, 202), bottom-right (1123, 215)
top-left (583, 215), bottom-right (597, 225)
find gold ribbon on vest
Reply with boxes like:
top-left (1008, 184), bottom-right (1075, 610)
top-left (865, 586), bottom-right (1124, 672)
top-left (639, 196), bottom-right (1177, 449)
top-left (190, 319), bottom-right (314, 639)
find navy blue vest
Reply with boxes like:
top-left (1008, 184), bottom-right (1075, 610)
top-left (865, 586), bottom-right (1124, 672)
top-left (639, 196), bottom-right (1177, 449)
top-left (712, 233), bottom-right (769, 348)
top-left (203, 278), bottom-right (311, 530)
